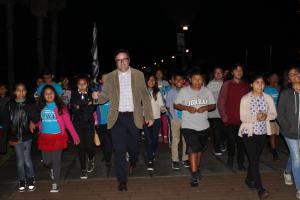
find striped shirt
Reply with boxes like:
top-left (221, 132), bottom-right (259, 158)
top-left (118, 68), bottom-right (134, 112)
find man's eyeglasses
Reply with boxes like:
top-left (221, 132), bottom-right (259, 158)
top-left (115, 58), bottom-right (129, 63)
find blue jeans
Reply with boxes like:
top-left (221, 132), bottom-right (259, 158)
top-left (143, 119), bottom-right (161, 161)
top-left (14, 139), bottom-right (34, 181)
top-left (284, 137), bottom-right (300, 190)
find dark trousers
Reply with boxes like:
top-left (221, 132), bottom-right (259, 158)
top-left (209, 118), bottom-right (225, 151)
top-left (74, 122), bottom-right (95, 170)
top-left (143, 119), bottom-right (161, 161)
top-left (243, 134), bottom-right (266, 190)
top-left (225, 125), bottom-right (245, 165)
top-left (111, 112), bottom-right (139, 183)
top-left (98, 124), bottom-right (112, 163)
top-left (42, 150), bottom-right (62, 184)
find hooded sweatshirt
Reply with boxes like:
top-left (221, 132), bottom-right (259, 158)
top-left (277, 88), bottom-right (300, 140)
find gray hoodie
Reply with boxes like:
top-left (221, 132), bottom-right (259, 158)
top-left (277, 88), bottom-right (300, 139)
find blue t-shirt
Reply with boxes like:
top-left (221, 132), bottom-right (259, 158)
top-left (41, 102), bottom-right (61, 134)
top-left (97, 102), bottom-right (110, 125)
top-left (264, 86), bottom-right (279, 107)
top-left (37, 82), bottom-right (63, 96)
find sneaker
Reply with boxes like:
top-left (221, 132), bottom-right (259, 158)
top-left (172, 161), bottom-right (180, 170)
top-left (296, 190), bottom-right (300, 200)
top-left (18, 180), bottom-right (26, 192)
top-left (27, 177), bottom-right (36, 192)
top-left (87, 157), bottom-right (95, 173)
top-left (220, 144), bottom-right (227, 152)
top-left (182, 160), bottom-right (190, 168)
top-left (147, 161), bottom-right (154, 171)
top-left (50, 183), bottom-right (59, 193)
top-left (80, 170), bottom-right (88, 179)
top-left (283, 171), bottom-right (293, 185)
top-left (50, 169), bottom-right (54, 180)
top-left (190, 177), bottom-right (199, 187)
top-left (214, 149), bottom-right (223, 156)
top-left (245, 178), bottom-right (257, 190)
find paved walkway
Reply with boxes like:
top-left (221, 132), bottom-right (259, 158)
top-left (0, 136), bottom-right (296, 199)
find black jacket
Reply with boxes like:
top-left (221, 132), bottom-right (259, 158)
top-left (71, 91), bottom-right (96, 124)
top-left (278, 88), bottom-right (300, 140)
top-left (4, 99), bottom-right (33, 142)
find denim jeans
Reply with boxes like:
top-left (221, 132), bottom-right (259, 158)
top-left (14, 139), bottom-right (34, 181)
top-left (143, 119), bottom-right (161, 161)
top-left (284, 137), bottom-right (300, 190)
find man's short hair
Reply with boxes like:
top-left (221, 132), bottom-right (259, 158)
top-left (114, 49), bottom-right (130, 59)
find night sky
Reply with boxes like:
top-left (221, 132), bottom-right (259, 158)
top-left (0, 0), bottom-right (299, 86)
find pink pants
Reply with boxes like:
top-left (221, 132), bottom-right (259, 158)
top-left (159, 113), bottom-right (169, 143)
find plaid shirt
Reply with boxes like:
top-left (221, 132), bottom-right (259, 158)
top-left (118, 68), bottom-right (134, 112)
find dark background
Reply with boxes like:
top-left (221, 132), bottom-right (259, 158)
top-left (0, 0), bottom-right (300, 86)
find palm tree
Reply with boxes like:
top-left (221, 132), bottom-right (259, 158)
top-left (1, 0), bottom-right (16, 91)
top-left (30, 0), bottom-right (65, 73)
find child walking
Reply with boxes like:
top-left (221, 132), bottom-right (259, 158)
top-left (166, 73), bottom-right (189, 170)
top-left (71, 76), bottom-right (97, 179)
top-left (144, 74), bottom-right (166, 171)
top-left (239, 74), bottom-right (277, 199)
top-left (4, 83), bottom-right (36, 192)
top-left (36, 85), bottom-right (80, 192)
top-left (175, 68), bottom-right (216, 187)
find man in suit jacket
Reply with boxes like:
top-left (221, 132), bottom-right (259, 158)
top-left (92, 49), bottom-right (153, 191)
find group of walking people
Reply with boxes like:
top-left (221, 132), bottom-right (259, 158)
top-left (1, 49), bottom-right (300, 200)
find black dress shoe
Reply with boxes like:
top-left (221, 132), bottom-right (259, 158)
top-left (245, 178), bottom-right (257, 190)
top-left (129, 162), bottom-right (136, 175)
top-left (118, 181), bottom-right (127, 191)
top-left (258, 188), bottom-right (269, 200)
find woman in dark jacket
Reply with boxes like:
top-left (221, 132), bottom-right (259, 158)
top-left (278, 66), bottom-right (300, 200)
top-left (4, 83), bottom-right (36, 192)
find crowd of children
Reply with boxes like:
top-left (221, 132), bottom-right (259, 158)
top-left (1, 62), bottom-right (300, 200)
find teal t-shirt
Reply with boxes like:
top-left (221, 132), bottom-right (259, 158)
top-left (264, 86), bottom-right (279, 107)
top-left (41, 102), bottom-right (61, 134)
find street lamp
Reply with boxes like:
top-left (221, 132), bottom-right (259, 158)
top-left (154, 62), bottom-right (157, 65)
top-left (161, 59), bottom-right (164, 63)
top-left (171, 55), bottom-right (175, 59)
top-left (185, 49), bottom-right (190, 53)
top-left (182, 25), bottom-right (189, 31)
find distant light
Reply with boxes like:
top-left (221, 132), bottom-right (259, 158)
top-left (171, 56), bottom-right (175, 59)
top-left (154, 62), bottom-right (157, 65)
top-left (161, 59), bottom-right (164, 63)
top-left (185, 49), bottom-right (190, 53)
top-left (182, 25), bottom-right (189, 31)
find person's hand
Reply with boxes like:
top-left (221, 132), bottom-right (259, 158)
top-left (74, 139), bottom-right (80, 146)
top-left (160, 107), bottom-right (167, 113)
top-left (29, 121), bottom-right (35, 133)
top-left (74, 104), bottom-right (80, 110)
top-left (257, 112), bottom-right (267, 121)
top-left (92, 91), bottom-right (100, 99)
top-left (186, 106), bottom-right (197, 113)
top-left (145, 120), bottom-right (154, 127)
top-left (197, 106), bottom-right (208, 113)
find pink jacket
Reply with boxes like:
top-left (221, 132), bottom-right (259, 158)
top-left (37, 107), bottom-right (80, 145)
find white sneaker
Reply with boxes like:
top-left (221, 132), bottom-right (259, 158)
top-left (50, 183), bottom-right (59, 193)
top-left (296, 190), bottom-right (300, 200)
top-left (283, 172), bottom-right (293, 186)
